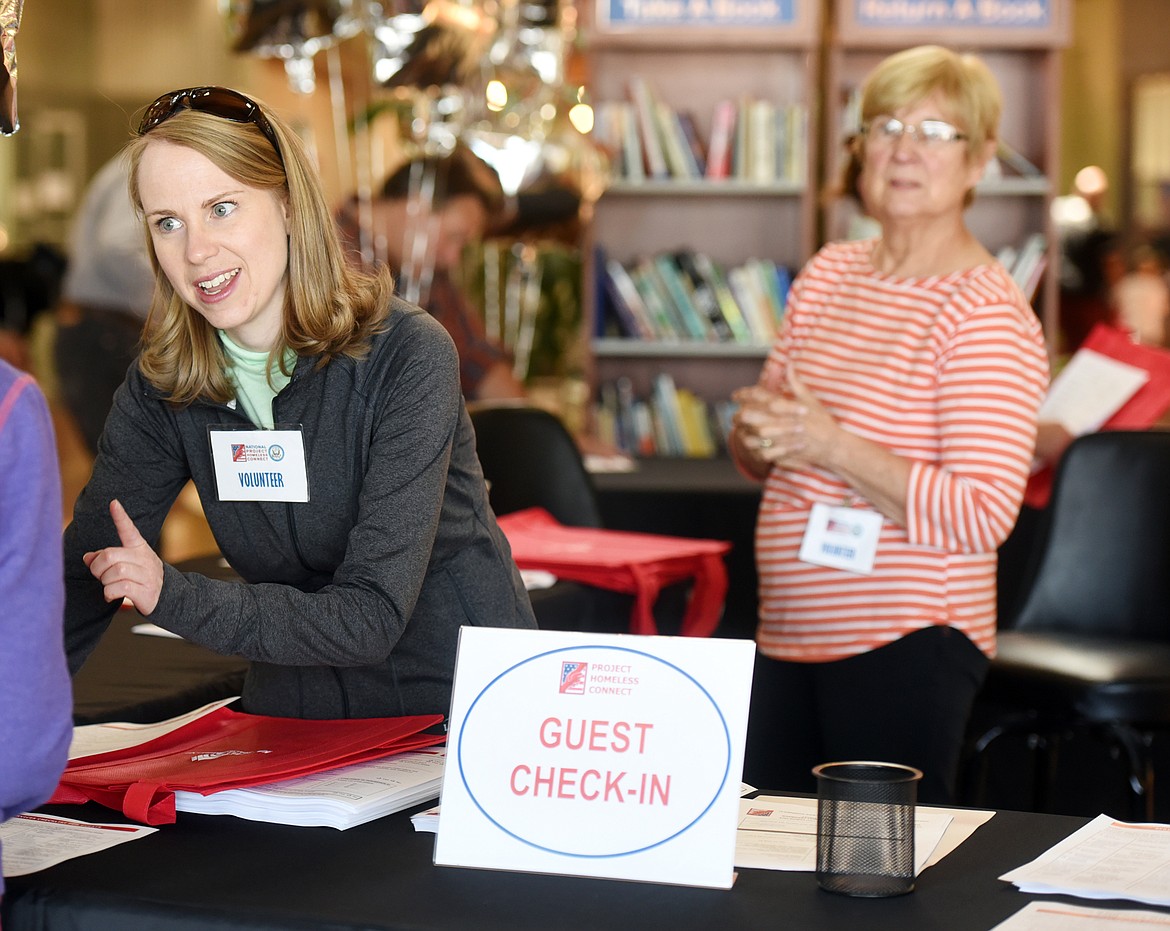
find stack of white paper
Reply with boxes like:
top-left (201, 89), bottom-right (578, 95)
top-left (1000, 813), bottom-right (1170, 907)
top-left (174, 748), bottom-right (445, 830)
top-left (411, 805), bottom-right (441, 833)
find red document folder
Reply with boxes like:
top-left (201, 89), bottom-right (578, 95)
top-left (497, 507), bottom-right (731, 637)
top-left (1025, 324), bottom-right (1170, 509)
top-left (51, 707), bottom-right (445, 825)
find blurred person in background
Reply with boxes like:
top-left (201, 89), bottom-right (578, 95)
top-left (54, 153), bottom-right (156, 455)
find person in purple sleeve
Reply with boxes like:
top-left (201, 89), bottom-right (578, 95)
top-left (0, 359), bottom-right (73, 898)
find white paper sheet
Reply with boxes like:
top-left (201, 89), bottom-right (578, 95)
top-left (1037, 348), bottom-right (1149, 436)
top-left (992, 901), bottom-right (1170, 930)
top-left (130, 622), bottom-right (184, 639)
top-left (0, 813), bottom-right (157, 876)
top-left (519, 569), bottom-right (557, 591)
top-left (68, 697), bottom-right (239, 761)
top-left (1000, 813), bottom-right (1170, 907)
top-left (732, 795), bottom-right (967, 874)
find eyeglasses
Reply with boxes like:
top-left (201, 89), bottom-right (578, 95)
top-left (138, 86), bottom-right (281, 159)
top-left (862, 116), bottom-right (968, 147)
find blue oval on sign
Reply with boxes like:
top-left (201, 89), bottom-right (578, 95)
top-left (455, 644), bottom-right (731, 859)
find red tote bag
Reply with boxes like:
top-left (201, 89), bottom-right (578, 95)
top-left (497, 507), bottom-right (731, 637)
top-left (51, 707), bottom-right (445, 825)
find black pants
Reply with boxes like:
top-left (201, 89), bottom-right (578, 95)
top-left (742, 626), bottom-right (988, 804)
top-left (54, 307), bottom-right (142, 454)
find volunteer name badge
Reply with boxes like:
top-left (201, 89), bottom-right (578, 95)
top-left (798, 502), bottom-right (882, 573)
top-left (434, 627), bottom-right (755, 889)
top-left (208, 427), bottom-right (309, 502)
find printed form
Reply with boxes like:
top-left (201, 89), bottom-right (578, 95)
top-left (1000, 813), bottom-right (1170, 907)
top-left (0, 813), bottom-right (157, 876)
top-left (732, 795), bottom-right (992, 873)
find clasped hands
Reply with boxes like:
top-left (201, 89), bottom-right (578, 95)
top-left (732, 368), bottom-right (840, 472)
top-left (83, 499), bottom-right (165, 615)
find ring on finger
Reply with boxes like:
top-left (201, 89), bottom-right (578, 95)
top-left (759, 437), bottom-right (773, 449)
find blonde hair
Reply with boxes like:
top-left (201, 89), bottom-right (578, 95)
top-left (125, 94), bottom-right (394, 405)
top-left (834, 45), bottom-right (1002, 208)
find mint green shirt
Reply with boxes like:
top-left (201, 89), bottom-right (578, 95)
top-left (218, 331), bottom-right (296, 429)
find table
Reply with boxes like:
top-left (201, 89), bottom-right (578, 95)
top-left (592, 457), bottom-right (761, 638)
top-left (0, 801), bottom-right (1135, 931)
top-left (71, 607), bottom-right (248, 726)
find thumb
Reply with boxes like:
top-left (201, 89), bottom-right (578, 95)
top-left (109, 499), bottom-right (147, 548)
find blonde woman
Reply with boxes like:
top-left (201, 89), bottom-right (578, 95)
top-left (732, 47), bottom-right (1049, 802)
top-left (64, 87), bottom-right (536, 720)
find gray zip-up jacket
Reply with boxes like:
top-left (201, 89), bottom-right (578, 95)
top-left (63, 299), bottom-right (536, 720)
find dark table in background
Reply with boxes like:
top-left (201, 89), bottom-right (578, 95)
top-left (71, 609), bottom-right (248, 726)
top-left (592, 457), bottom-right (762, 639)
top-left (1, 800), bottom-right (1132, 931)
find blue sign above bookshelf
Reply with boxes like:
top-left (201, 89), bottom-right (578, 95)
top-left (601, 0), bottom-right (798, 29)
top-left (838, 0), bottom-right (1070, 46)
top-left (853, 0), bottom-right (1051, 30)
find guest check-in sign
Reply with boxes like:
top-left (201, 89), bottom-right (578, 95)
top-left (434, 627), bottom-right (755, 888)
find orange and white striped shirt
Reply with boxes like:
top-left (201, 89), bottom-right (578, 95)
top-left (751, 239), bottom-right (1049, 663)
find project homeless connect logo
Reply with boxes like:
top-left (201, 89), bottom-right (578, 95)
top-left (560, 661), bottom-right (588, 694)
top-left (231, 443), bottom-right (286, 463)
top-left (559, 660), bottom-right (640, 697)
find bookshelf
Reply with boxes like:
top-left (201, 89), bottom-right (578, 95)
top-left (580, 1), bottom-right (822, 457)
top-left (822, 0), bottom-right (1073, 350)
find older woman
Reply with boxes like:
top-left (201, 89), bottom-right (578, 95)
top-left (731, 46), bottom-right (1049, 802)
top-left (63, 87), bottom-right (536, 720)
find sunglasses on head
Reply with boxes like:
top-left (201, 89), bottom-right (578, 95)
top-left (138, 86), bottom-right (281, 160)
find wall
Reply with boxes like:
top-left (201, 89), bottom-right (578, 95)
top-left (4, 0), bottom-right (1169, 249)
top-left (1061, 0), bottom-right (1122, 227)
top-left (1, 0), bottom-right (381, 248)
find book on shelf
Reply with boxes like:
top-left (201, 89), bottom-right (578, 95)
top-left (651, 372), bottom-right (688, 456)
top-left (601, 252), bottom-right (656, 339)
top-left (693, 252), bottom-right (756, 344)
top-left (655, 101), bottom-right (701, 180)
top-left (706, 99), bottom-right (737, 181)
top-left (747, 99), bottom-right (777, 185)
top-left (619, 103), bottom-right (645, 182)
top-left (676, 110), bottom-right (708, 177)
top-left (1001, 232), bottom-right (1048, 302)
top-left (783, 105), bottom-right (809, 183)
top-left (628, 75), bottom-right (669, 180)
top-left (727, 264), bottom-right (777, 342)
top-left (651, 254), bottom-right (712, 341)
top-left (674, 250), bottom-right (733, 342)
top-left (594, 375), bottom-right (735, 459)
top-left (597, 92), bottom-right (806, 186)
top-left (598, 250), bottom-right (790, 346)
top-left (630, 258), bottom-right (685, 340)
top-left (732, 95), bottom-right (751, 180)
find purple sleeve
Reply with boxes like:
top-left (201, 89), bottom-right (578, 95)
top-left (0, 367), bottom-right (73, 892)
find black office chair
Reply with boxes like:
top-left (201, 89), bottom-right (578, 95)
top-left (468, 402), bottom-right (603, 528)
top-left (966, 430), bottom-right (1170, 820)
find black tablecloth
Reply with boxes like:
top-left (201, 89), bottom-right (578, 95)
top-left (1, 801), bottom-right (1130, 931)
top-left (71, 608), bottom-right (249, 726)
